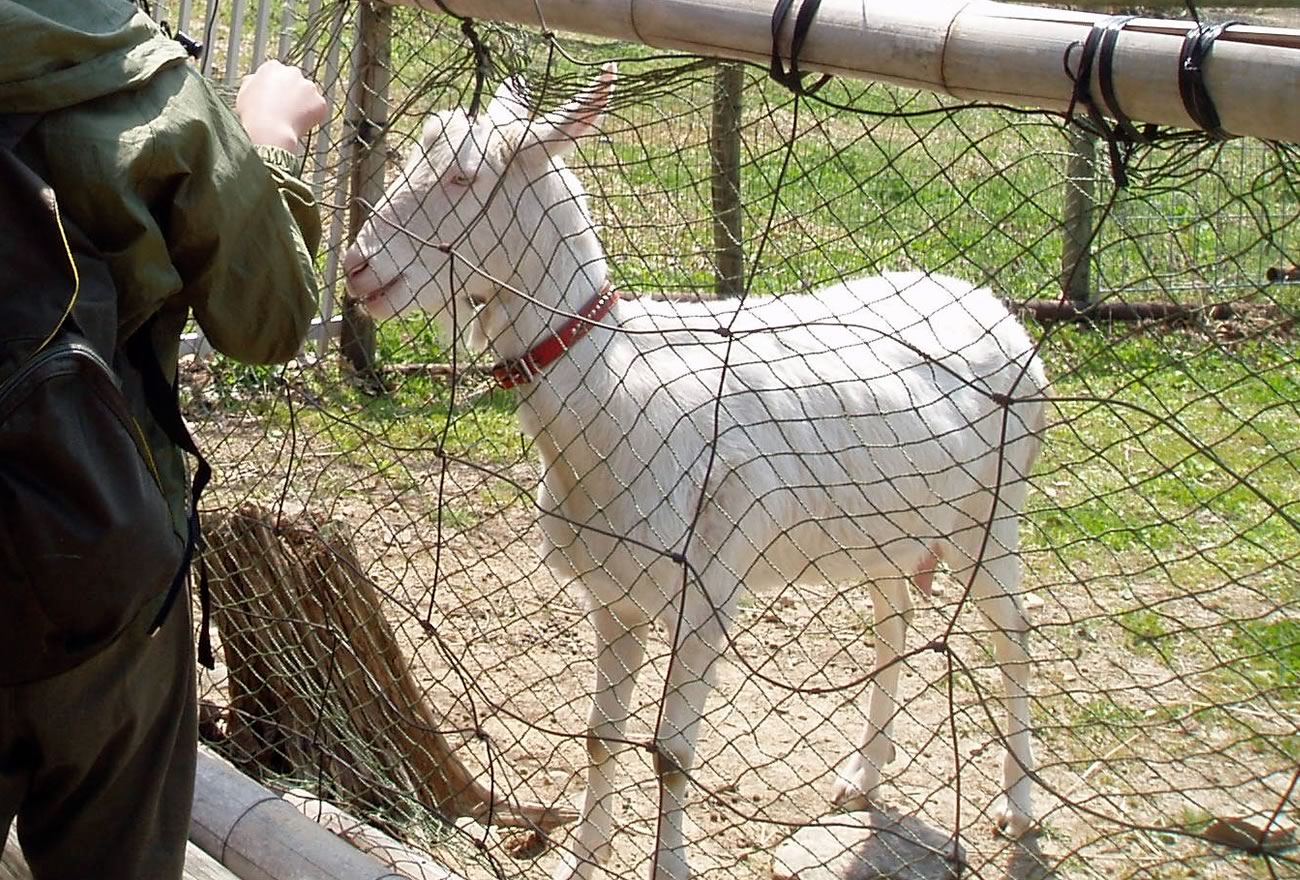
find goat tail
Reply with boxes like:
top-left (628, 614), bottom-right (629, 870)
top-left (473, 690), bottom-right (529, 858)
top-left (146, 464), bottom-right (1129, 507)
top-left (1020, 361), bottom-right (1052, 472)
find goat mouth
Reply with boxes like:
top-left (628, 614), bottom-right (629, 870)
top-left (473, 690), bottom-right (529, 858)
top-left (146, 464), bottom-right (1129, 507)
top-left (351, 277), bottom-right (402, 308)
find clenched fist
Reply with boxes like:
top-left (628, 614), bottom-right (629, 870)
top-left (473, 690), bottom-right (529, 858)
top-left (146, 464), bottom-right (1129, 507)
top-left (236, 60), bottom-right (329, 151)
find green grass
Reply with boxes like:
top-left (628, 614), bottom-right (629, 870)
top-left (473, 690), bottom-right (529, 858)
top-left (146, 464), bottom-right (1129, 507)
top-left (1028, 328), bottom-right (1300, 572)
top-left (586, 75), bottom-right (1072, 299)
top-left (1022, 320), bottom-right (1299, 727)
top-left (1118, 609), bottom-right (1172, 646)
top-left (1231, 617), bottom-right (1300, 701)
top-left (196, 314), bottom-right (525, 472)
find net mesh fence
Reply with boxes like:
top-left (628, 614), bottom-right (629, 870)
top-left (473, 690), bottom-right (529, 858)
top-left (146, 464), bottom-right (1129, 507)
top-left (150, 1), bottom-right (1300, 877)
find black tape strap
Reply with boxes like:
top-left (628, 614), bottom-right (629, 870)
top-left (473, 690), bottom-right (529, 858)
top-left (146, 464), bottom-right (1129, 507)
top-left (1066, 15), bottom-right (1140, 188)
top-left (1178, 22), bottom-right (1236, 140)
top-left (770, 0), bottom-right (831, 95)
top-left (1095, 16), bottom-right (1148, 145)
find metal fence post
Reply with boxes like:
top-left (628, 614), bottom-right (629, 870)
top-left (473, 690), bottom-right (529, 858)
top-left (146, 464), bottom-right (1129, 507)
top-left (1061, 126), bottom-right (1097, 306)
top-left (340, 1), bottom-right (391, 382)
top-left (711, 62), bottom-right (745, 296)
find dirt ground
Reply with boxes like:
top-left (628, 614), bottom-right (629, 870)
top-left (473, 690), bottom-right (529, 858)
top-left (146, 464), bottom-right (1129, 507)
top-left (191, 405), bottom-right (1298, 880)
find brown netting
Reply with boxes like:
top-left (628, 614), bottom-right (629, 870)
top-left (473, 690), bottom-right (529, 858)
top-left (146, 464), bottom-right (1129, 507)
top-left (137, 1), bottom-right (1300, 878)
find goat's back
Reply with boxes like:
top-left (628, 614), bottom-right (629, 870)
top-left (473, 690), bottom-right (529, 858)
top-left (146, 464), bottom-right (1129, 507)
top-left (613, 272), bottom-right (1045, 449)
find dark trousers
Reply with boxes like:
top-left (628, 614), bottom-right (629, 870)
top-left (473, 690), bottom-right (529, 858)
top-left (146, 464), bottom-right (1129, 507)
top-left (0, 598), bottom-right (197, 879)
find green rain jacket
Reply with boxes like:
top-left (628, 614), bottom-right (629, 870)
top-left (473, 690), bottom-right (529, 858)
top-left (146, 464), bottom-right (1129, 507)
top-left (0, 0), bottom-right (323, 537)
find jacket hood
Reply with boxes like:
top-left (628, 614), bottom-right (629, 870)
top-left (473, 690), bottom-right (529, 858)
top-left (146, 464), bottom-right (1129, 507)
top-left (0, 1), bottom-right (188, 113)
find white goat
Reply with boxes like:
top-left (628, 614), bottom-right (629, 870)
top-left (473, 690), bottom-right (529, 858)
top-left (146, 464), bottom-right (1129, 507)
top-left (344, 66), bottom-right (1048, 880)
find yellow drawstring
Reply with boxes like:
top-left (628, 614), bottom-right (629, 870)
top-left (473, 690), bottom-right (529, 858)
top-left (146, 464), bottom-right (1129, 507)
top-left (34, 191), bottom-right (79, 355)
top-left (36, 195), bottom-right (165, 488)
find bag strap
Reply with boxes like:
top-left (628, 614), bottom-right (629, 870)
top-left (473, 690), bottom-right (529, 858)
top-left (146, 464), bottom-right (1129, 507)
top-left (126, 325), bottom-right (215, 669)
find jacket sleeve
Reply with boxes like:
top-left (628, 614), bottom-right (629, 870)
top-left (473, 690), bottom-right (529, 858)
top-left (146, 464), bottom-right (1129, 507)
top-left (164, 68), bottom-right (323, 365)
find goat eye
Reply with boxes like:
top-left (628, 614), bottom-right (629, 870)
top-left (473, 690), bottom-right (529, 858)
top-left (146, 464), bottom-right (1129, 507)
top-left (449, 171), bottom-right (475, 187)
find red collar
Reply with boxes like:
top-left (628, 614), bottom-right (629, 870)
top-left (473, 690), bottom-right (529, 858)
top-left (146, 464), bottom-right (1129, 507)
top-left (491, 281), bottom-right (619, 389)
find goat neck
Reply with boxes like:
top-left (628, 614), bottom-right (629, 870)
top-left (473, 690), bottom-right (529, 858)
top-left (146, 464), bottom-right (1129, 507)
top-left (491, 279), bottom-right (619, 389)
top-left (502, 251), bottom-right (624, 449)
top-left (489, 193), bottom-right (617, 382)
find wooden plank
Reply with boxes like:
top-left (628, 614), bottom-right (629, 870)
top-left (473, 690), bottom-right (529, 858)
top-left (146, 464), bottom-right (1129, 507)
top-left (4, 828), bottom-right (240, 880)
top-left (224, 0), bottom-right (248, 84)
top-left (251, 0), bottom-right (274, 69)
top-left (385, 0), bottom-right (1300, 145)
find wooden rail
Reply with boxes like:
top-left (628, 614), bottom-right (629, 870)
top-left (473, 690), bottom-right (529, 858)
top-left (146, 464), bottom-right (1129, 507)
top-left (394, 0), bottom-right (1300, 145)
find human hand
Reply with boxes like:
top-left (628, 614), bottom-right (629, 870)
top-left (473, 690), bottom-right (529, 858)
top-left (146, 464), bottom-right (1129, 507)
top-left (236, 60), bottom-right (328, 151)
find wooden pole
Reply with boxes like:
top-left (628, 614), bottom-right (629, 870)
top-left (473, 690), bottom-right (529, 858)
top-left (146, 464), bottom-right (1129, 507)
top-left (710, 62), bottom-right (745, 296)
top-left (205, 504), bottom-right (575, 831)
top-left (1061, 127), bottom-right (1097, 306)
top-left (191, 748), bottom-right (404, 880)
top-left (341, 0), bottom-right (391, 383)
top-left (284, 790), bottom-right (462, 880)
top-left (4, 827), bottom-right (242, 880)
top-left (1016, 300), bottom-right (1287, 323)
top-left (388, 0), bottom-right (1300, 146)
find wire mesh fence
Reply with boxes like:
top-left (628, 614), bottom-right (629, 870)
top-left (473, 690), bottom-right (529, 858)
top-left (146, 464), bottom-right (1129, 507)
top-left (158, 1), bottom-right (1298, 877)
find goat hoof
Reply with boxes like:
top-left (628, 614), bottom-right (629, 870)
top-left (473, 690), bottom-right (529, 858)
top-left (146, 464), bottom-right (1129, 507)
top-left (828, 773), bottom-right (879, 813)
top-left (829, 749), bottom-right (891, 811)
top-left (829, 787), bottom-right (872, 812)
top-left (553, 851), bottom-right (598, 880)
top-left (992, 798), bottom-right (1035, 839)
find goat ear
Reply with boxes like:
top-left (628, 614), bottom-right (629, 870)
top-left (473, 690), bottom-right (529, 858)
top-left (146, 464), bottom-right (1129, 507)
top-left (521, 63), bottom-right (616, 158)
top-left (486, 76), bottom-right (532, 128)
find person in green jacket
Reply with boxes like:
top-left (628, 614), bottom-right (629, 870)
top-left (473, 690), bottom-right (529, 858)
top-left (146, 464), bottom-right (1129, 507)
top-left (0, 1), bottom-right (328, 876)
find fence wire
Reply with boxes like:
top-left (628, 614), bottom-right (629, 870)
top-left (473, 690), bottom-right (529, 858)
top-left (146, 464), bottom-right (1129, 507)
top-left (157, 2), bottom-right (1300, 878)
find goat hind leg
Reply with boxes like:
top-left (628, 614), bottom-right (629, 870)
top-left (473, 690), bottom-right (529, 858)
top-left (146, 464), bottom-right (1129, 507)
top-left (556, 607), bottom-right (650, 880)
top-left (830, 580), bottom-right (911, 811)
top-left (961, 535), bottom-right (1035, 838)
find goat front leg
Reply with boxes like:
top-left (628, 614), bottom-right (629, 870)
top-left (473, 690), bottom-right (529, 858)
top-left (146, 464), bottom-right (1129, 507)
top-left (556, 605), bottom-right (650, 880)
top-left (830, 579), bottom-right (912, 810)
top-left (652, 609), bottom-right (725, 880)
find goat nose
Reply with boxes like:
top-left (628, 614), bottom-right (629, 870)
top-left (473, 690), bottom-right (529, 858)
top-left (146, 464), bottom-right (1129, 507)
top-left (342, 245), bottom-right (368, 279)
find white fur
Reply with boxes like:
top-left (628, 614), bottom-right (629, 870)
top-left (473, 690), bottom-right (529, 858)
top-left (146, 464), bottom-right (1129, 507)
top-left (345, 65), bottom-right (1048, 880)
